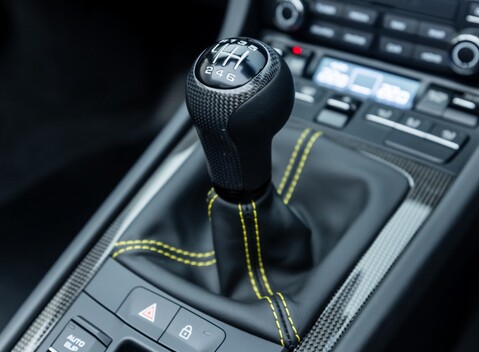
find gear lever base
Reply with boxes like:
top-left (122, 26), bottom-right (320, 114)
top-left (113, 123), bottom-right (410, 349)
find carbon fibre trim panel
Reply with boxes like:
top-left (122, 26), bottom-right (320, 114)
top-left (294, 138), bottom-right (453, 352)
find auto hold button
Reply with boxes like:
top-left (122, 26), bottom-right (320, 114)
top-left (159, 308), bottom-right (226, 352)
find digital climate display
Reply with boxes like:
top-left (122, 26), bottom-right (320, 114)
top-left (312, 57), bottom-right (421, 109)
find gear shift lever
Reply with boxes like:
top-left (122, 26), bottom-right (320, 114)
top-left (186, 37), bottom-right (294, 201)
top-left (112, 36), bottom-right (413, 350)
top-left (185, 37), bottom-right (312, 300)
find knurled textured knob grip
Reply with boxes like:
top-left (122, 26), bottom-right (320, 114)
top-left (186, 37), bottom-right (294, 200)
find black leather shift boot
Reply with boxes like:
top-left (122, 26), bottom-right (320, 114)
top-left (209, 185), bottom-right (312, 297)
top-left (113, 122), bottom-right (410, 349)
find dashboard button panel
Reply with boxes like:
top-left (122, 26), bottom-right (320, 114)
top-left (269, 0), bottom-right (479, 77)
top-left (267, 35), bottom-right (476, 169)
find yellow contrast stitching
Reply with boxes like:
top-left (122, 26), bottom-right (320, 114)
top-left (252, 201), bottom-right (297, 344)
top-left (264, 296), bottom-right (285, 347)
top-left (208, 194), bottom-right (218, 220)
top-left (114, 240), bottom-right (215, 258)
top-left (207, 187), bottom-right (215, 198)
top-left (238, 203), bottom-right (262, 300)
top-left (277, 128), bottom-right (311, 195)
top-left (252, 201), bottom-right (274, 296)
top-left (277, 292), bottom-right (301, 343)
top-left (112, 245), bottom-right (216, 266)
top-left (239, 204), bottom-right (285, 346)
top-left (283, 131), bottom-right (322, 205)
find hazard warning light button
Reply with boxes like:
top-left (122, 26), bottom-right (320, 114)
top-left (117, 287), bottom-right (180, 340)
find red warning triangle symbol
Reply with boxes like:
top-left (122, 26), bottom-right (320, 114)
top-left (138, 303), bottom-right (157, 323)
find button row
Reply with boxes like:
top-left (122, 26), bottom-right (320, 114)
top-left (379, 37), bottom-right (449, 69)
top-left (311, 1), bottom-right (456, 43)
top-left (308, 22), bottom-right (450, 69)
top-left (383, 14), bottom-right (455, 43)
top-left (365, 106), bottom-right (467, 151)
top-left (117, 287), bottom-right (225, 352)
top-left (312, 0), bottom-right (378, 26)
top-left (309, 22), bottom-right (373, 50)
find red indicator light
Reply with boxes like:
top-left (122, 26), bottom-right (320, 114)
top-left (292, 46), bottom-right (303, 55)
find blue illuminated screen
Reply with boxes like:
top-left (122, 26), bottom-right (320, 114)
top-left (312, 57), bottom-right (421, 109)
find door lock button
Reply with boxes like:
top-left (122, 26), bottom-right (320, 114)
top-left (159, 308), bottom-right (226, 352)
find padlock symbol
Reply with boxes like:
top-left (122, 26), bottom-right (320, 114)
top-left (179, 325), bottom-right (193, 340)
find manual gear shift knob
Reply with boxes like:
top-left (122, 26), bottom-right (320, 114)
top-left (186, 37), bottom-right (295, 201)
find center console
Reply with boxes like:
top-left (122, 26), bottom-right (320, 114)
top-left (3, 1), bottom-right (479, 352)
